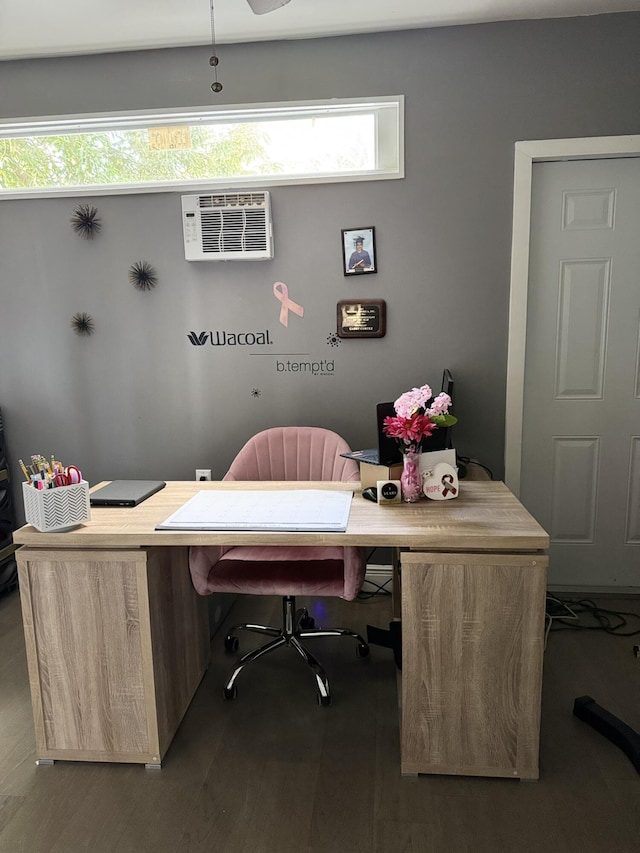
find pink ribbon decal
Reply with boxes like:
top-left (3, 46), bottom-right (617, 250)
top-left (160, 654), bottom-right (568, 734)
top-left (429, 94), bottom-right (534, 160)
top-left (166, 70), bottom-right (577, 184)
top-left (441, 474), bottom-right (458, 497)
top-left (273, 281), bottom-right (304, 327)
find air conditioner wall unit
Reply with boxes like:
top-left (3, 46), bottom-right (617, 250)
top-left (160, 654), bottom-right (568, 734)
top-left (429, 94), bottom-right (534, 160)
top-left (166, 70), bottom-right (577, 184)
top-left (182, 191), bottom-right (274, 261)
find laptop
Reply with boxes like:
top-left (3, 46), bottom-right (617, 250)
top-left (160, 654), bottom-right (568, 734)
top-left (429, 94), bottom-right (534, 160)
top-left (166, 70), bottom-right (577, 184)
top-left (90, 479), bottom-right (166, 507)
top-left (341, 401), bottom-right (402, 466)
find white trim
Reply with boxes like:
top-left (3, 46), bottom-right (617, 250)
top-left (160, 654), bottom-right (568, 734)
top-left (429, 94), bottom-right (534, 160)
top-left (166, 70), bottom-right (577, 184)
top-left (505, 135), bottom-right (640, 496)
top-left (0, 169), bottom-right (402, 201)
top-left (0, 96), bottom-right (403, 133)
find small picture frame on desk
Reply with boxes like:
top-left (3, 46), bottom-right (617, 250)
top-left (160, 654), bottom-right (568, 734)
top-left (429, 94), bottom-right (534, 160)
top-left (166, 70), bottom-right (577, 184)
top-left (337, 299), bottom-right (386, 338)
top-left (342, 227), bottom-right (376, 275)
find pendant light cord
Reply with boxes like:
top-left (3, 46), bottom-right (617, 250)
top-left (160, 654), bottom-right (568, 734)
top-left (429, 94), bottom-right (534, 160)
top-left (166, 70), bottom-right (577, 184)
top-left (209, 0), bottom-right (222, 92)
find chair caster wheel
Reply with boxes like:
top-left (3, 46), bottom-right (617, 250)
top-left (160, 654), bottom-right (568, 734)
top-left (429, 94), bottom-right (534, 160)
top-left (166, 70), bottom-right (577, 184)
top-left (318, 693), bottom-right (331, 707)
top-left (300, 614), bottom-right (315, 629)
top-left (224, 635), bottom-right (239, 653)
top-left (356, 642), bottom-right (370, 659)
top-left (223, 685), bottom-right (238, 700)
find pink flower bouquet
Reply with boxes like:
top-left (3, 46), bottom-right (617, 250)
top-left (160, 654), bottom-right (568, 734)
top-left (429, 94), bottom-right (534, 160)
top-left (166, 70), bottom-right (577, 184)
top-left (383, 382), bottom-right (457, 452)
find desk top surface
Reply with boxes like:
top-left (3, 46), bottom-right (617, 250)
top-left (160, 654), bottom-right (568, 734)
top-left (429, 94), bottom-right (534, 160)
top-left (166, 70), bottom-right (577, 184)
top-left (13, 480), bottom-right (549, 552)
top-left (13, 481), bottom-right (549, 551)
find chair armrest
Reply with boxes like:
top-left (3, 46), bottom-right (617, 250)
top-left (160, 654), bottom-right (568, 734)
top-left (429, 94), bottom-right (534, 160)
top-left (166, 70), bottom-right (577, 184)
top-left (189, 545), bottom-right (231, 595)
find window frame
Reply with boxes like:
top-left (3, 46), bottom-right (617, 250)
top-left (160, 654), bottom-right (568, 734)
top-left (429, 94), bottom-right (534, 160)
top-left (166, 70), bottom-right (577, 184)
top-left (0, 96), bottom-right (404, 199)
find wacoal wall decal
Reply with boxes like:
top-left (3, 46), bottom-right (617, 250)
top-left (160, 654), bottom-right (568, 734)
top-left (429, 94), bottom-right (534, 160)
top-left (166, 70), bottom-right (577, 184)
top-left (187, 329), bottom-right (273, 347)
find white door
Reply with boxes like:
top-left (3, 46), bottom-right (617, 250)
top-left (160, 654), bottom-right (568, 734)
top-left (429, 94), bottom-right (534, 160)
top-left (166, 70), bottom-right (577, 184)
top-left (521, 157), bottom-right (640, 588)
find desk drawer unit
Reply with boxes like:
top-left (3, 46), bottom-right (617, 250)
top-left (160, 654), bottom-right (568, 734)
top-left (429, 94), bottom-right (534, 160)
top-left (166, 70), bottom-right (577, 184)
top-left (16, 545), bottom-right (209, 766)
top-left (400, 551), bottom-right (547, 779)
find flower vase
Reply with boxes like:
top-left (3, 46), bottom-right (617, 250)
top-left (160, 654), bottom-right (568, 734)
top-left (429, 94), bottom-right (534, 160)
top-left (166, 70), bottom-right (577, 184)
top-left (401, 448), bottom-right (422, 503)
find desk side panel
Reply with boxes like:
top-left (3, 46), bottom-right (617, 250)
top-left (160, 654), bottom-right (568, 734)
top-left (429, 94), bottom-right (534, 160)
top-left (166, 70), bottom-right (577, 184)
top-left (144, 546), bottom-right (209, 757)
top-left (401, 552), bottom-right (547, 779)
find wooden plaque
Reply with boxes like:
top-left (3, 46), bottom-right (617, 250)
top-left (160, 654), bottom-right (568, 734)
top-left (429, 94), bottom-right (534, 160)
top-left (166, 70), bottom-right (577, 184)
top-left (337, 299), bottom-right (386, 338)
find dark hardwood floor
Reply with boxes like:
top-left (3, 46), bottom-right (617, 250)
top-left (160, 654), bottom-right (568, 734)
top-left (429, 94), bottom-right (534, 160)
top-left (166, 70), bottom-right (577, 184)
top-left (1, 586), bottom-right (640, 853)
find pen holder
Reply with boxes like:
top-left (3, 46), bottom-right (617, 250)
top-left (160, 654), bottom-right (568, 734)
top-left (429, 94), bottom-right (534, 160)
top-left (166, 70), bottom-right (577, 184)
top-left (22, 480), bottom-right (91, 532)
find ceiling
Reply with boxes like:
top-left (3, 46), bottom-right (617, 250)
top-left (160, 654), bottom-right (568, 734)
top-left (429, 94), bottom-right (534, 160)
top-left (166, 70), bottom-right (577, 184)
top-left (1, 0), bottom-right (639, 62)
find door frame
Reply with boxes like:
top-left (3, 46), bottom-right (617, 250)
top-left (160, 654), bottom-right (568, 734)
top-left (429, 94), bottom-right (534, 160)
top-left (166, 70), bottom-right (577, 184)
top-left (505, 135), bottom-right (640, 496)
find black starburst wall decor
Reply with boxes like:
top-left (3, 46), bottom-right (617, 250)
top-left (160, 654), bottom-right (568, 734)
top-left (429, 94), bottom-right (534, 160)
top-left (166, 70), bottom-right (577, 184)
top-left (70, 312), bottom-right (95, 336)
top-left (70, 204), bottom-right (102, 239)
top-left (128, 261), bottom-right (158, 291)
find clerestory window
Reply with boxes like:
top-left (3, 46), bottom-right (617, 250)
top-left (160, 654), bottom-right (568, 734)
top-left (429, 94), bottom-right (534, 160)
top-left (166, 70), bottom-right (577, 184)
top-left (0, 97), bottom-right (403, 198)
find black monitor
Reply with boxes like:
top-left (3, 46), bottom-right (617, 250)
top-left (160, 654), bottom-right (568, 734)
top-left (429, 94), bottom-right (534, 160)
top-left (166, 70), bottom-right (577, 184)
top-left (441, 368), bottom-right (454, 402)
top-left (422, 369), bottom-right (455, 452)
top-left (441, 368), bottom-right (454, 449)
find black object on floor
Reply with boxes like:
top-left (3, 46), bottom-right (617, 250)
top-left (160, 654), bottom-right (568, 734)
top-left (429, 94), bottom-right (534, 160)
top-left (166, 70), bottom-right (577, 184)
top-left (573, 695), bottom-right (640, 774)
top-left (366, 621), bottom-right (402, 670)
top-left (0, 559), bottom-right (18, 597)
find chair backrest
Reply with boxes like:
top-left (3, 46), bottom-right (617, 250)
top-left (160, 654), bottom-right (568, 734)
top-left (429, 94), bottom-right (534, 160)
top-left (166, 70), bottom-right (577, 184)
top-left (225, 426), bottom-right (360, 483)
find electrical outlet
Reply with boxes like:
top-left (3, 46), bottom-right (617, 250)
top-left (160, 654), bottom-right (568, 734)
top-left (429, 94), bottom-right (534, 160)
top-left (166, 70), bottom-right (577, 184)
top-left (195, 469), bottom-right (212, 481)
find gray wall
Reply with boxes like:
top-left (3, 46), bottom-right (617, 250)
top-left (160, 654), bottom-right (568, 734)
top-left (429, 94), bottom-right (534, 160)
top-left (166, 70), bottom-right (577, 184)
top-left (1, 14), bottom-right (640, 520)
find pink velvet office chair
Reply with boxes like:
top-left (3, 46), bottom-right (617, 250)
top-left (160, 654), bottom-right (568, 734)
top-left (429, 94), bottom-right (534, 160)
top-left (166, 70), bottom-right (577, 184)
top-left (189, 426), bottom-right (369, 706)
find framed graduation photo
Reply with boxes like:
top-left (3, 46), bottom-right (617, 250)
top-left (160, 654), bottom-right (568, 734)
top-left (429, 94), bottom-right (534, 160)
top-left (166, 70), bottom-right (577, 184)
top-left (342, 227), bottom-right (376, 276)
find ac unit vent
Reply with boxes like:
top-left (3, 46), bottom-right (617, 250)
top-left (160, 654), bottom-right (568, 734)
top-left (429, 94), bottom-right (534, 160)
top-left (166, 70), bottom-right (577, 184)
top-left (182, 191), bottom-right (274, 261)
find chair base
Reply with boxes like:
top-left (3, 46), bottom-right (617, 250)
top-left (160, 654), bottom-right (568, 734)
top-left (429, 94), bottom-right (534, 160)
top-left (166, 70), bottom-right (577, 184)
top-left (223, 595), bottom-right (370, 705)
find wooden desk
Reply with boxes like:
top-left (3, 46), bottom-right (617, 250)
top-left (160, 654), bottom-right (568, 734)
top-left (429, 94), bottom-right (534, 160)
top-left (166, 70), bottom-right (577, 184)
top-left (13, 480), bottom-right (549, 777)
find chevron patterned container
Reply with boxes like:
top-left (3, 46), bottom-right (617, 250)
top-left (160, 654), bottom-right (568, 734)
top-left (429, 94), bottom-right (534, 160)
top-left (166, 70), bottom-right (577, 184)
top-left (22, 480), bottom-right (91, 532)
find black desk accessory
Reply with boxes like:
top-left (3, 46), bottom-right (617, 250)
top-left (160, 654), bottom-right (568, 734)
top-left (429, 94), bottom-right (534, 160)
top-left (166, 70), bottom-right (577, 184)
top-left (573, 695), bottom-right (640, 774)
